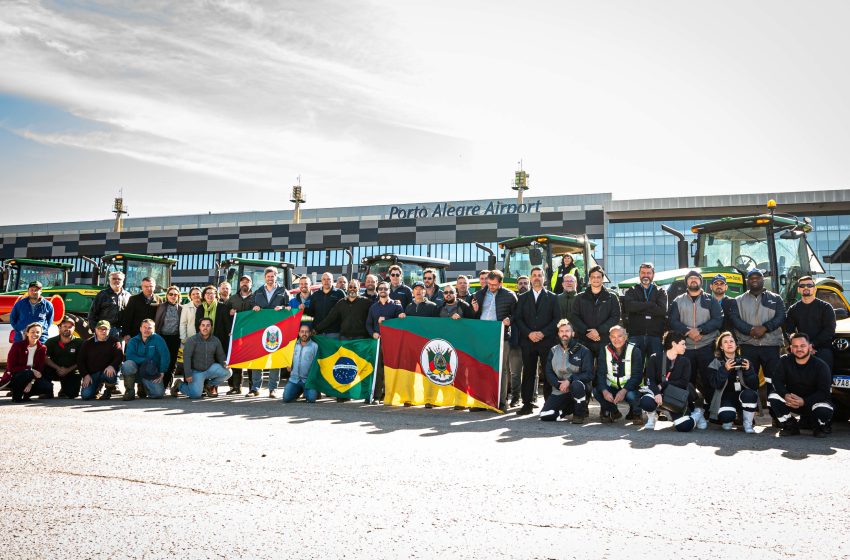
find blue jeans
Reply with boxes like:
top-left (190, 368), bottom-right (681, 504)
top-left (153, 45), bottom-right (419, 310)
top-left (80, 370), bottom-right (120, 400)
top-left (180, 364), bottom-right (232, 398)
top-left (283, 380), bottom-right (318, 403)
top-left (250, 369), bottom-right (280, 392)
top-left (120, 361), bottom-right (166, 399)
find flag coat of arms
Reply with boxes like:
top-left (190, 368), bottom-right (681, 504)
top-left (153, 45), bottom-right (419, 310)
top-left (380, 317), bottom-right (503, 412)
top-left (305, 336), bottom-right (378, 400)
top-left (227, 309), bottom-right (303, 369)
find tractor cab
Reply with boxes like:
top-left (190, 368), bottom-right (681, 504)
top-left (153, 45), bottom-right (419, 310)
top-left (101, 253), bottom-right (176, 294)
top-left (217, 258), bottom-right (294, 292)
top-left (1, 259), bottom-right (73, 292)
top-left (494, 234), bottom-right (601, 292)
top-left (691, 213), bottom-right (823, 305)
top-left (359, 254), bottom-right (450, 286)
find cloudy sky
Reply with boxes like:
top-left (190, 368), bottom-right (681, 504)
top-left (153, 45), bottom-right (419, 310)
top-left (1, 0), bottom-right (849, 224)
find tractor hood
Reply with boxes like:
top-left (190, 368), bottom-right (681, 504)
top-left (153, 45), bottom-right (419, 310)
top-left (618, 267), bottom-right (745, 290)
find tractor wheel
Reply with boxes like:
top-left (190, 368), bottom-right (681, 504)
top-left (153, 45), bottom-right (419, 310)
top-left (67, 314), bottom-right (92, 340)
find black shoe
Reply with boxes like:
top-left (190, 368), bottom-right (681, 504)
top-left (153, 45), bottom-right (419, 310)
top-left (813, 422), bottom-right (832, 438)
top-left (571, 414), bottom-right (588, 425)
top-left (611, 409), bottom-right (623, 421)
top-left (600, 411), bottom-right (613, 424)
top-left (779, 420), bottom-right (800, 437)
top-left (509, 397), bottom-right (520, 408)
top-left (424, 403), bottom-right (433, 409)
top-left (624, 409), bottom-right (637, 420)
top-left (516, 404), bottom-right (533, 416)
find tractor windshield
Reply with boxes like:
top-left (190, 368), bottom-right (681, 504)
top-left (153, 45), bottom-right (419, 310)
top-left (227, 264), bottom-right (287, 290)
top-left (110, 261), bottom-right (171, 294)
top-left (697, 225), bottom-right (816, 291)
top-left (5, 265), bottom-right (66, 291)
top-left (367, 261), bottom-right (441, 285)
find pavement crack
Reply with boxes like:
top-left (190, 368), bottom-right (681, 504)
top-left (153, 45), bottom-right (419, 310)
top-left (52, 470), bottom-right (277, 501)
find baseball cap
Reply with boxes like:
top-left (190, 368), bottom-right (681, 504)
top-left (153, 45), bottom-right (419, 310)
top-left (28, 280), bottom-right (43, 289)
top-left (711, 274), bottom-right (727, 284)
top-left (412, 281), bottom-right (425, 289)
top-left (95, 320), bottom-right (111, 330)
top-left (746, 268), bottom-right (764, 278)
top-left (239, 275), bottom-right (252, 282)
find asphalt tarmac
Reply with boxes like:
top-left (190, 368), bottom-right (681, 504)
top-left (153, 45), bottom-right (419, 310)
top-left (1, 393), bottom-right (848, 560)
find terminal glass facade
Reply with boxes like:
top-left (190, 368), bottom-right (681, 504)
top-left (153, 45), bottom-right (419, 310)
top-left (607, 214), bottom-right (850, 288)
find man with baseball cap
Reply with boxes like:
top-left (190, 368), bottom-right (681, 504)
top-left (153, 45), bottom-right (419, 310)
top-left (730, 268), bottom-right (786, 421)
top-left (709, 274), bottom-right (737, 335)
top-left (404, 281), bottom-right (439, 317)
top-left (668, 270), bottom-right (723, 429)
top-left (9, 280), bottom-right (53, 344)
top-left (78, 320), bottom-right (124, 400)
top-left (785, 275), bottom-right (836, 372)
top-left (44, 316), bottom-right (83, 398)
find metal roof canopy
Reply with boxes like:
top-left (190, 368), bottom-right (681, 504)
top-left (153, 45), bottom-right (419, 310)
top-left (825, 235), bottom-right (850, 264)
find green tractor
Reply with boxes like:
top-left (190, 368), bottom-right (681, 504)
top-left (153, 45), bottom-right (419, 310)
top-left (359, 253), bottom-right (451, 286)
top-left (2, 252), bottom-right (177, 338)
top-left (216, 257), bottom-right (295, 292)
top-left (470, 234), bottom-right (602, 292)
top-left (617, 202), bottom-right (850, 418)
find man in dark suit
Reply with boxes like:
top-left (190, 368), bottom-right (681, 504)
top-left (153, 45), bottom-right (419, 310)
top-left (514, 266), bottom-right (560, 415)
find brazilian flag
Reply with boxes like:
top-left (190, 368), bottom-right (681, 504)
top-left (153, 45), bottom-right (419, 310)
top-left (305, 336), bottom-right (378, 400)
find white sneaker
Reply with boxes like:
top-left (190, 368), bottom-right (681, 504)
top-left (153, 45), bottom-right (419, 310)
top-left (644, 411), bottom-right (657, 430)
top-left (722, 422), bottom-right (733, 430)
top-left (742, 411), bottom-right (756, 434)
top-left (692, 408), bottom-right (708, 430)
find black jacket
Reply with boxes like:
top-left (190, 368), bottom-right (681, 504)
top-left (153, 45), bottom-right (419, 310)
top-left (195, 302), bottom-right (233, 350)
top-left (87, 287), bottom-right (131, 331)
top-left (316, 296), bottom-right (372, 339)
top-left (514, 289), bottom-right (560, 344)
top-left (437, 299), bottom-right (474, 319)
top-left (644, 352), bottom-right (691, 396)
top-left (621, 284), bottom-right (667, 338)
top-left (785, 298), bottom-right (836, 350)
top-left (405, 299), bottom-right (439, 318)
top-left (569, 287), bottom-right (621, 347)
top-left (311, 288), bottom-right (346, 334)
top-left (121, 293), bottom-right (162, 339)
top-left (773, 354), bottom-right (832, 405)
top-left (472, 287), bottom-right (518, 340)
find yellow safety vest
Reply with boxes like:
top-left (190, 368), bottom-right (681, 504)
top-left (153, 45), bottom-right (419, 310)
top-left (604, 343), bottom-right (636, 389)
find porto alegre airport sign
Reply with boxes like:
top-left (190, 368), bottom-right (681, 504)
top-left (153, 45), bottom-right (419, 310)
top-left (388, 200), bottom-right (542, 220)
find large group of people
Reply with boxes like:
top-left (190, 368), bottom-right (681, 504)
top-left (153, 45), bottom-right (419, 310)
top-left (1, 261), bottom-right (839, 438)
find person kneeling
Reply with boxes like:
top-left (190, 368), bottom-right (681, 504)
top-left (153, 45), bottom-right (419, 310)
top-left (282, 324), bottom-right (319, 403)
top-left (769, 332), bottom-right (833, 438)
top-left (593, 325), bottom-right (645, 424)
top-left (79, 321), bottom-right (124, 400)
top-left (707, 332), bottom-right (758, 433)
top-left (539, 320), bottom-right (594, 423)
top-left (643, 331), bottom-right (706, 432)
top-left (171, 318), bottom-right (231, 398)
top-left (120, 319), bottom-right (169, 400)
top-left (6, 323), bottom-right (53, 402)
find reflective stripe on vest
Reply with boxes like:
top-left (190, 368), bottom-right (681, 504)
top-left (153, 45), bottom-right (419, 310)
top-left (605, 343), bottom-right (635, 388)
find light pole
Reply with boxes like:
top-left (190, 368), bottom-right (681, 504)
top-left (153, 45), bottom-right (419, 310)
top-left (290, 176), bottom-right (305, 224)
top-left (513, 161), bottom-right (529, 206)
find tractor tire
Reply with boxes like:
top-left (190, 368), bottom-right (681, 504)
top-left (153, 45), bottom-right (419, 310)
top-left (67, 314), bottom-right (92, 340)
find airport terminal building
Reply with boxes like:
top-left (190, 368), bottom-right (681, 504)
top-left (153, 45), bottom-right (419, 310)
top-left (0, 189), bottom-right (848, 288)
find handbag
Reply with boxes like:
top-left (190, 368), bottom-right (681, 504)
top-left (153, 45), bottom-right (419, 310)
top-left (659, 355), bottom-right (689, 413)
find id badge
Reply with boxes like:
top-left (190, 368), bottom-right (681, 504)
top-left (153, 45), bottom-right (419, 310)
top-left (734, 382), bottom-right (742, 392)
top-left (645, 315), bottom-right (651, 320)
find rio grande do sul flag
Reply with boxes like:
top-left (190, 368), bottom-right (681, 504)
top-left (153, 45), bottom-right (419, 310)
top-left (380, 317), bottom-right (503, 412)
top-left (227, 309), bottom-right (303, 369)
top-left (305, 336), bottom-right (378, 400)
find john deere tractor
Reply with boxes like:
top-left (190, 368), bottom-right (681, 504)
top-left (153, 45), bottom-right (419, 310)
top-left (618, 201), bottom-right (850, 417)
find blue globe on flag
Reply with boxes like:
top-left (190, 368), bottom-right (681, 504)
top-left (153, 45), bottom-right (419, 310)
top-left (332, 357), bottom-right (358, 384)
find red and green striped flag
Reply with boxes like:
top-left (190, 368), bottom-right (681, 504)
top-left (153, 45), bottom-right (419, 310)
top-left (305, 336), bottom-right (378, 400)
top-left (227, 309), bottom-right (303, 369)
top-left (380, 317), bottom-right (503, 412)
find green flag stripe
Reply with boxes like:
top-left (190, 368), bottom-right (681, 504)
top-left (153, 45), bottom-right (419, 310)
top-left (381, 317), bottom-right (501, 371)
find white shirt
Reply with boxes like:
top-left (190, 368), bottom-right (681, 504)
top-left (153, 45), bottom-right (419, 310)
top-left (532, 288), bottom-right (542, 302)
top-left (26, 345), bottom-right (36, 367)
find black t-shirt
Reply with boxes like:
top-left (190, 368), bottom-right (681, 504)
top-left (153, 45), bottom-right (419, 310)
top-left (45, 335), bottom-right (83, 369)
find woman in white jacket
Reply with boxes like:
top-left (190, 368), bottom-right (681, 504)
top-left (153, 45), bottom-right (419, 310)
top-left (179, 287), bottom-right (202, 345)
